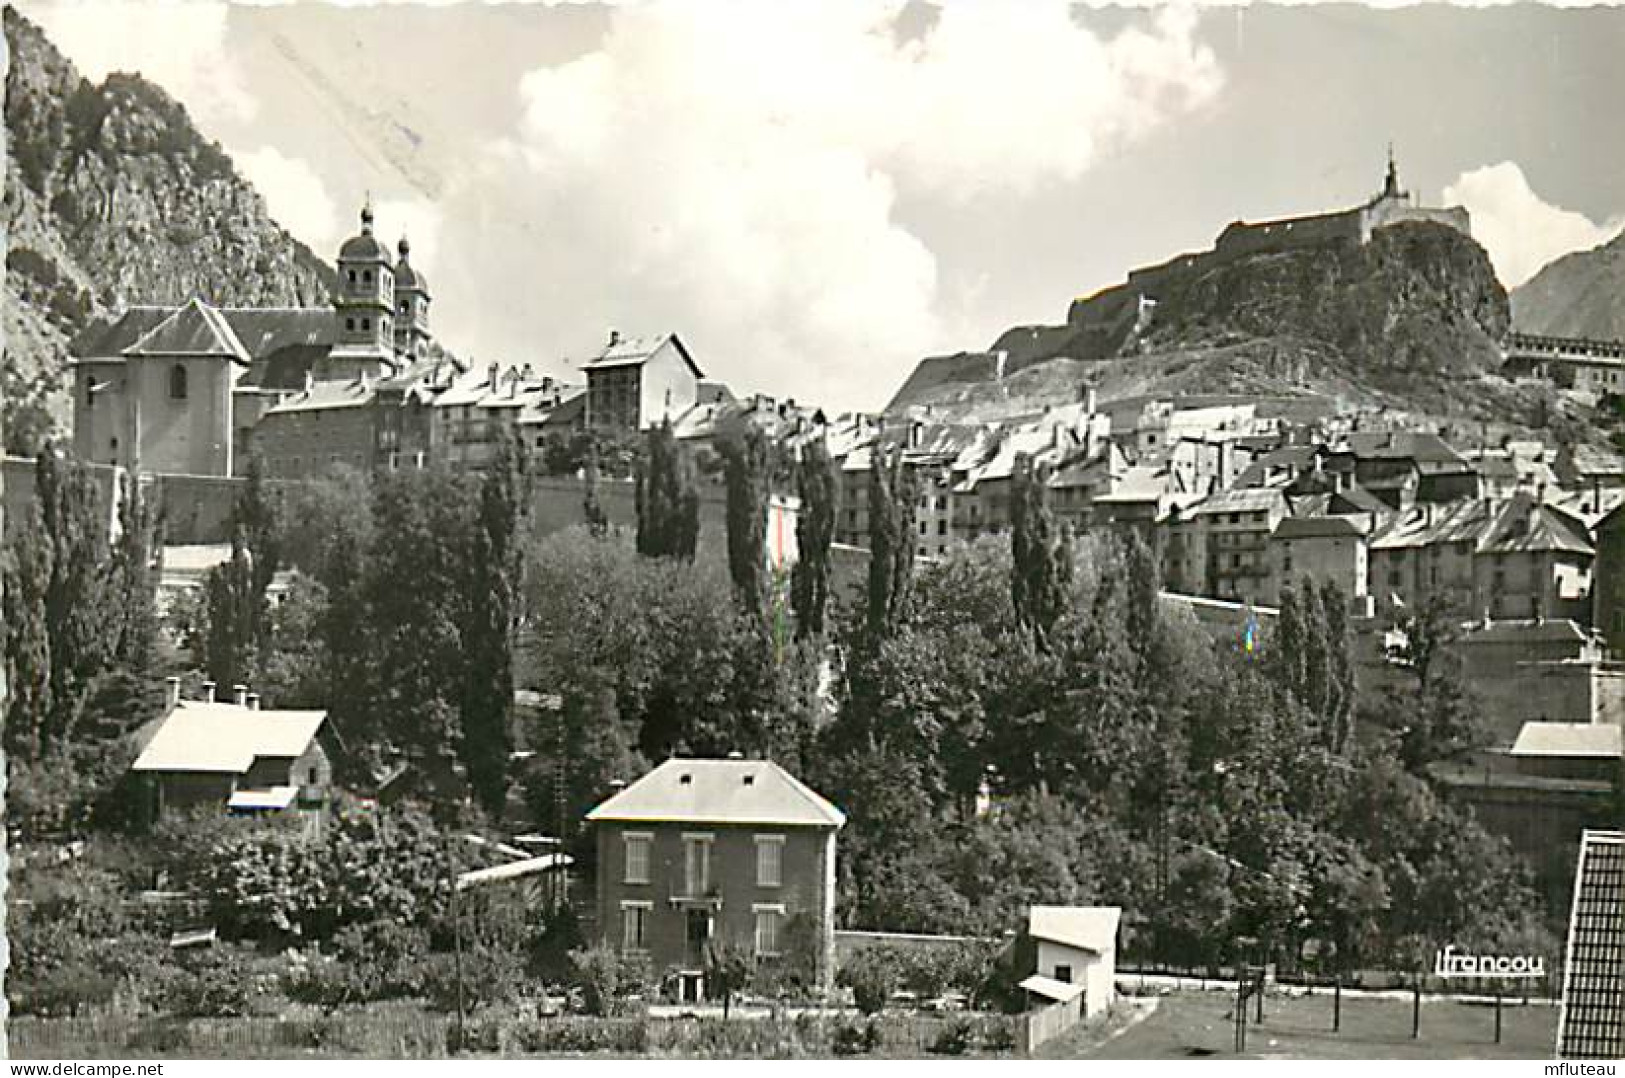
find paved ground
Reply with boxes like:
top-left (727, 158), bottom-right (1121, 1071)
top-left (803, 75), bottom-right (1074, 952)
top-left (1047, 988), bottom-right (1559, 1060)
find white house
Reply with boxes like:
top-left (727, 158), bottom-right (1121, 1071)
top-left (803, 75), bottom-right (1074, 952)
top-left (1025, 905), bottom-right (1121, 1019)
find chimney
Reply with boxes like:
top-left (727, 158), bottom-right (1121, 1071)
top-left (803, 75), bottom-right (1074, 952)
top-left (165, 676), bottom-right (181, 710)
top-left (607, 328), bottom-right (621, 348)
top-left (247, 693), bottom-right (261, 711)
top-left (1086, 387), bottom-right (1097, 415)
top-left (304, 370), bottom-right (315, 394)
top-left (910, 420), bottom-right (924, 450)
top-left (233, 684), bottom-right (248, 708)
top-left (488, 363), bottom-right (500, 391)
top-left (201, 680), bottom-right (216, 703)
top-left (994, 350), bottom-right (1009, 381)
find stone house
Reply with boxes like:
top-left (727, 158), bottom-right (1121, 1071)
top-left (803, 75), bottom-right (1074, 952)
top-left (585, 756), bottom-right (846, 1002)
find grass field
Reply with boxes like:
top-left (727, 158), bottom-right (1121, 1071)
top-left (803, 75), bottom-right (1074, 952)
top-left (1047, 989), bottom-right (1559, 1060)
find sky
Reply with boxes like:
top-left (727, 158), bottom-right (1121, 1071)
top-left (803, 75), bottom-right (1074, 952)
top-left (19, 1), bottom-right (1625, 411)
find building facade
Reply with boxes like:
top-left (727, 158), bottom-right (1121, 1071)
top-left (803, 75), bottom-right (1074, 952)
top-left (586, 757), bottom-right (845, 1001)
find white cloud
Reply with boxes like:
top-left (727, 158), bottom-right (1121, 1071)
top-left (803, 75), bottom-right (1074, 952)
top-left (433, 1), bottom-right (1223, 409)
top-left (236, 147), bottom-right (337, 252)
top-left (1444, 161), bottom-right (1624, 289)
top-left (20, 1), bottom-right (258, 126)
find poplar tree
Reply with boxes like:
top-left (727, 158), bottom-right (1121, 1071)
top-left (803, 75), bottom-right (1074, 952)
top-left (635, 420), bottom-right (699, 561)
top-left (111, 472), bottom-right (162, 674)
top-left (790, 439), bottom-right (839, 639)
top-left (1009, 453), bottom-right (1072, 647)
top-left (203, 526), bottom-right (261, 691)
top-left (865, 444), bottom-right (916, 642)
top-left (721, 424), bottom-right (770, 615)
top-left (582, 441), bottom-right (609, 537)
top-left (462, 428), bottom-right (525, 816)
top-left (3, 503), bottom-right (52, 760)
top-left (35, 446), bottom-right (112, 745)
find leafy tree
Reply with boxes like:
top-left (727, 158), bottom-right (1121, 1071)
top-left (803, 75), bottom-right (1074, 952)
top-left (363, 470), bottom-right (477, 767)
top-left (703, 935), bottom-right (756, 1019)
top-left (4, 502), bottom-right (53, 760)
top-left (110, 472), bottom-right (161, 675)
top-left (864, 445), bottom-right (916, 642)
top-left (523, 679), bottom-right (647, 858)
top-left (721, 423), bottom-right (772, 615)
top-left (791, 438), bottom-right (840, 639)
top-left (233, 451), bottom-right (280, 615)
top-left (277, 464), bottom-right (372, 587)
top-left (1369, 596), bottom-right (1487, 771)
top-left (201, 527), bottom-right (261, 693)
top-left (582, 441), bottom-right (609, 536)
top-left (840, 946), bottom-right (898, 1015)
top-left (35, 446), bottom-right (114, 746)
top-left (250, 572), bottom-right (330, 709)
top-left (634, 420), bottom-right (699, 561)
top-left (1009, 453), bottom-right (1072, 646)
top-left (462, 427), bottom-right (525, 816)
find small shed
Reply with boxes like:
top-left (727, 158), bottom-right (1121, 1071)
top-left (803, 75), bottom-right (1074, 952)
top-left (1027, 905), bottom-right (1121, 1018)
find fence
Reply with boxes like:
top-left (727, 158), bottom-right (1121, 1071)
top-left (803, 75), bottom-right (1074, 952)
top-left (1021, 993), bottom-right (1083, 1054)
top-left (9, 1010), bottom-right (1024, 1060)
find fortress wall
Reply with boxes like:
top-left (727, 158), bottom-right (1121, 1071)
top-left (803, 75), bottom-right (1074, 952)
top-left (1214, 210), bottom-right (1363, 259)
top-left (1361, 203), bottom-right (1472, 243)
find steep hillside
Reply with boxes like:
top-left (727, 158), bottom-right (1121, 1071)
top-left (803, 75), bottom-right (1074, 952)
top-left (2, 6), bottom-right (336, 452)
top-left (890, 220), bottom-right (1533, 426)
top-left (1512, 228), bottom-right (1625, 340)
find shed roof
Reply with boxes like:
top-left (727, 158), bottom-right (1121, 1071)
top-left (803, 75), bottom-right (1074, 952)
top-left (132, 701), bottom-right (326, 774)
top-left (1028, 906), bottom-right (1121, 955)
top-left (585, 757), bottom-right (845, 828)
top-left (1019, 975), bottom-right (1087, 1003)
top-left (1511, 723), bottom-right (1623, 759)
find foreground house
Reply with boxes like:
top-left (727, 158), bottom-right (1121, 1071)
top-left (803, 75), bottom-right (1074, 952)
top-left (131, 679), bottom-right (331, 819)
top-left (585, 756), bottom-right (846, 1002)
top-left (1022, 906), bottom-right (1121, 1020)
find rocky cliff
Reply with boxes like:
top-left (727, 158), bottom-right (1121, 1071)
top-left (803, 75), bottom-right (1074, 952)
top-left (888, 219), bottom-right (1547, 428)
top-left (2, 6), bottom-right (335, 452)
top-left (1512, 228), bottom-right (1625, 341)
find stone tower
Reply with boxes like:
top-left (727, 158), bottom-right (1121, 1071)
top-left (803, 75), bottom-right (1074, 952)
top-left (392, 235), bottom-right (432, 359)
top-left (324, 202), bottom-right (396, 380)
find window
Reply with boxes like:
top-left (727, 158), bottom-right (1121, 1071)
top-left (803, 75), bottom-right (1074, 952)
top-left (346, 317), bottom-right (356, 332)
top-left (85, 380), bottom-right (95, 407)
top-left (753, 905), bottom-right (783, 957)
top-left (306, 767), bottom-right (318, 785)
top-left (624, 832), bottom-right (652, 885)
top-left (401, 300), bottom-right (410, 314)
top-left (938, 520), bottom-right (947, 536)
top-left (683, 834), bottom-right (712, 896)
top-left (1054, 964), bottom-right (1073, 984)
top-left (756, 835), bottom-right (784, 888)
top-left (362, 318), bottom-right (372, 332)
top-left (347, 269), bottom-right (357, 284)
top-left (621, 901), bottom-right (651, 952)
top-left (168, 364), bottom-right (188, 400)
top-left (363, 270), bottom-right (373, 285)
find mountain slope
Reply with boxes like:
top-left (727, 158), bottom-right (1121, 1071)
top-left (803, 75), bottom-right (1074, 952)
top-left (1512, 229), bottom-right (1625, 340)
top-left (2, 5), bottom-right (336, 452)
top-left (889, 220), bottom-right (1549, 429)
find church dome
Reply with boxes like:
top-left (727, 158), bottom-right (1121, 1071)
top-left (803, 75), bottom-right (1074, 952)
top-left (394, 236), bottom-right (430, 295)
top-left (338, 204), bottom-right (390, 263)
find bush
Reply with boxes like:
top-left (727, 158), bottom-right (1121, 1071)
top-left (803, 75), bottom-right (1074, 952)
top-left (981, 1018), bottom-right (1018, 1053)
top-left (157, 947), bottom-right (255, 1018)
top-left (569, 943), bottom-right (620, 1016)
top-left (832, 1017), bottom-right (882, 1057)
top-left (839, 948), bottom-right (897, 1016)
top-left (928, 1016), bottom-right (975, 1056)
top-left (511, 1018), bottom-right (649, 1055)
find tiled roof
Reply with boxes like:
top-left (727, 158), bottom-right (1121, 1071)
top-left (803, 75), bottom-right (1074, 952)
top-left (264, 379), bottom-right (375, 415)
top-left (132, 700), bottom-right (325, 774)
top-left (1274, 515), bottom-right (1367, 540)
top-left (73, 305), bottom-right (335, 363)
top-left (580, 333), bottom-right (704, 379)
top-left (1479, 494), bottom-right (1594, 556)
top-left (1557, 830), bottom-right (1625, 1059)
top-left (125, 299), bottom-right (250, 363)
top-left (1341, 430), bottom-right (1467, 465)
top-left (1191, 488), bottom-right (1285, 517)
top-left (585, 757), bottom-right (846, 828)
top-left (1028, 906), bottom-right (1121, 955)
top-left (1511, 723), bottom-right (1622, 759)
top-left (70, 306), bottom-right (174, 359)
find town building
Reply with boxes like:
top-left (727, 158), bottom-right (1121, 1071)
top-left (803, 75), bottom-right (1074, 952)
top-left (585, 756), bottom-right (846, 1002)
top-left (70, 205), bottom-right (444, 479)
top-left (582, 332), bottom-right (704, 432)
top-left (1503, 332), bottom-right (1625, 395)
top-left (1596, 503), bottom-right (1625, 660)
top-left (131, 678), bottom-right (330, 819)
top-left (1023, 906), bottom-right (1121, 1020)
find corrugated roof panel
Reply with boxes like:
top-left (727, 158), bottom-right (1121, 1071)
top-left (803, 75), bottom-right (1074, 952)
top-left (1557, 831), bottom-right (1625, 1059)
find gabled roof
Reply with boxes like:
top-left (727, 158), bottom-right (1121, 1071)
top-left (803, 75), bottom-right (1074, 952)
top-left (1511, 723), bottom-right (1622, 759)
top-left (580, 333), bottom-right (705, 379)
top-left (1028, 906), bottom-right (1121, 955)
top-left (585, 757), bottom-right (846, 828)
top-left (70, 306), bottom-right (175, 360)
top-left (264, 378), bottom-right (376, 415)
top-left (1479, 493), bottom-right (1594, 556)
top-left (124, 299), bottom-right (250, 364)
top-left (132, 701), bottom-right (326, 774)
top-left (1191, 487), bottom-right (1286, 517)
top-left (1274, 515), bottom-right (1368, 540)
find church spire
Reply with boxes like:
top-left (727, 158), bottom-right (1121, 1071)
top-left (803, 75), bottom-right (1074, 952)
top-left (1383, 144), bottom-right (1402, 200)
